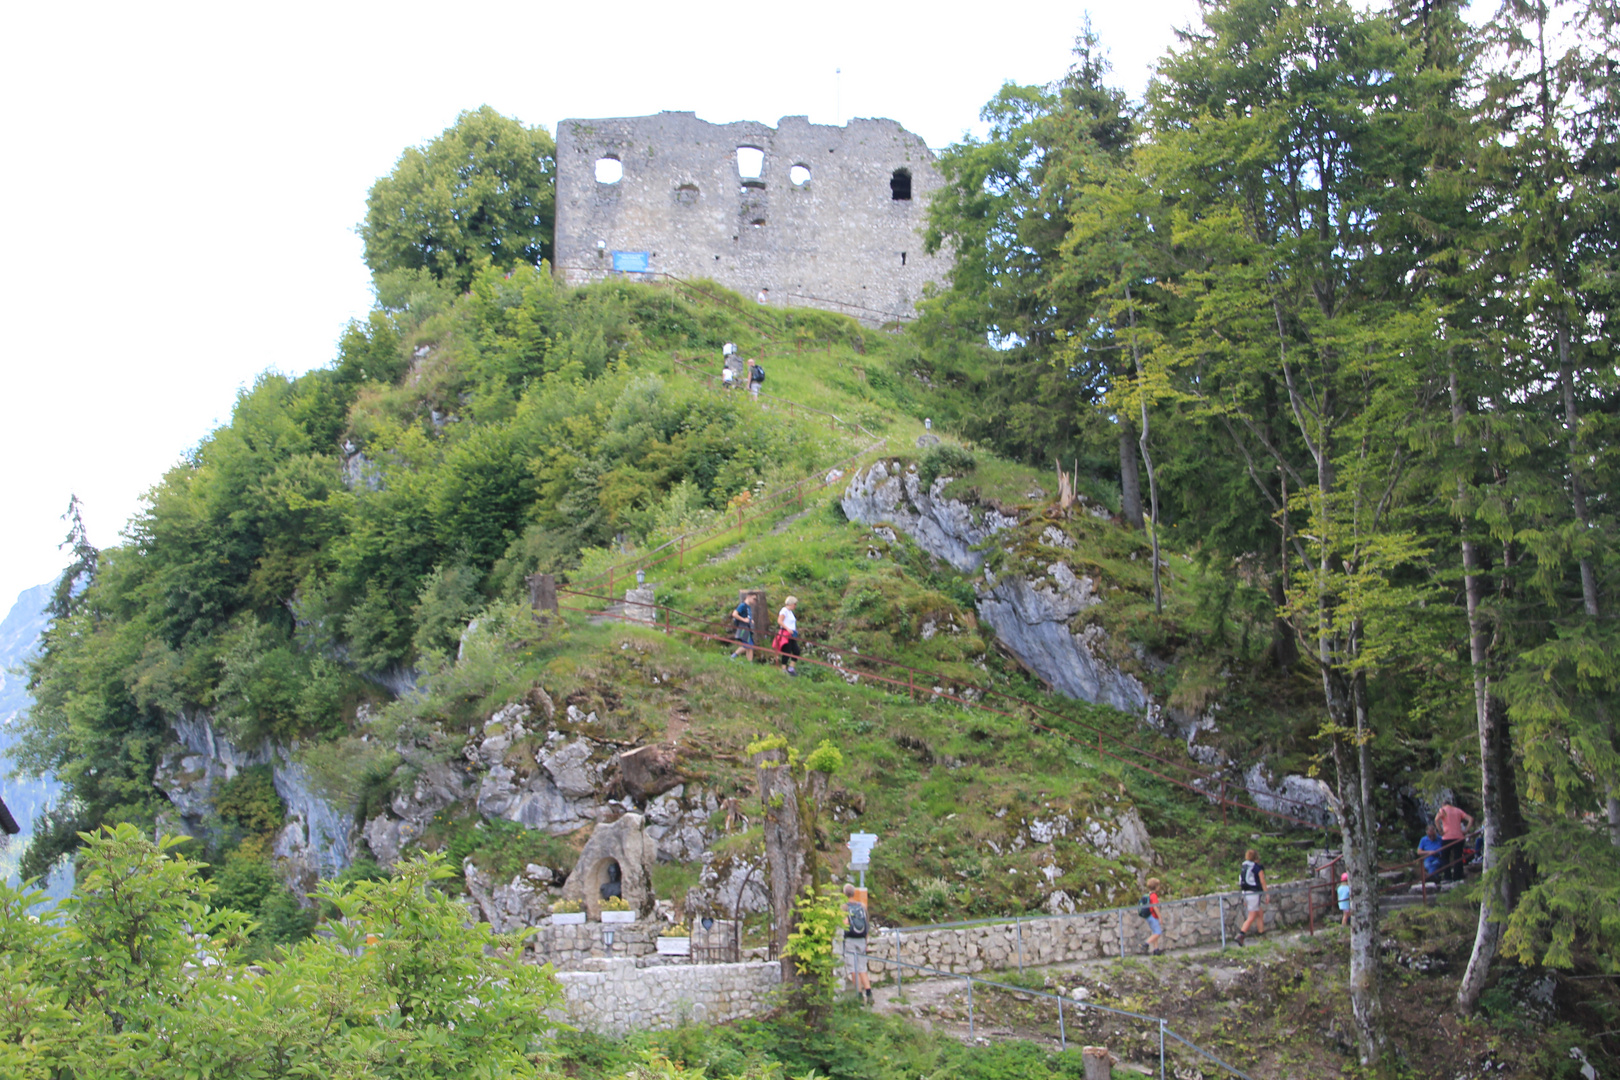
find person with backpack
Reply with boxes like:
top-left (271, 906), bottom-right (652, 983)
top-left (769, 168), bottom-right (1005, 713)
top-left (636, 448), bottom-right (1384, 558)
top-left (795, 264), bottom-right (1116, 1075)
top-left (748, 358), bottom-right (765, 401)
top-left (1140, 877), bottom-right (1165, 956)
top-left (727, 593), bottom-right (755, 661)
top-left (773, 596), bottom-right (799, 676)
top-left (842, 883), bottom-right (872, 1004)
top-left (1236, 848), bottom-right (1267, 946)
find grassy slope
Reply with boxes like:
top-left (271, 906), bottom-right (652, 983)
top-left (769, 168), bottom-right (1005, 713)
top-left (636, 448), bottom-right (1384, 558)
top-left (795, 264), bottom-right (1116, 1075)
top-left (402, 287), bottom-right (1334, 917)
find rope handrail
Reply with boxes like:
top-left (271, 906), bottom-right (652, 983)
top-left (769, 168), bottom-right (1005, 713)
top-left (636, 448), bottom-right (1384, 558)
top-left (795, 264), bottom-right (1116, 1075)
top-left (554, 588), bottom-right (1327, 830)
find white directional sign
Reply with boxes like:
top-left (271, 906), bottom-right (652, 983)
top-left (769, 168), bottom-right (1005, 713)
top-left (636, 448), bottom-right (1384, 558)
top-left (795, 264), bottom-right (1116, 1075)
top-left (847, 832), bottom-right (878, 869)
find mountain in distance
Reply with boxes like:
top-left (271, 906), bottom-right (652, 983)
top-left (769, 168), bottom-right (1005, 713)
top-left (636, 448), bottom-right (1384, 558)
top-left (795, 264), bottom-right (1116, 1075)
top-left (0, 579), bottom-right (67, 894)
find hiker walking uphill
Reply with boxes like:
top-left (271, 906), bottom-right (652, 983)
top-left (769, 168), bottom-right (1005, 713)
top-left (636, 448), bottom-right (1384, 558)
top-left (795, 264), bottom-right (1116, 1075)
top-left (842, 883), bottom-right (872, 1005)
top-left (749, 357), bottom-right (765, 401)
top-left (1140, 878), bottom-right (1165, 955)
top-left (728, 593), bottom-right (756, 661)
top-left (1236, 849), bottom-right (1266, 945)
top-left (774, 596), bottom-right (800, 676)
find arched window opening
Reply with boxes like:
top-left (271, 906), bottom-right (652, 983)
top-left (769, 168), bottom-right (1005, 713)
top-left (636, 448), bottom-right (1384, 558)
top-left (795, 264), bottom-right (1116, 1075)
top-left (595, 156), bottom-right (623, 184)
top-left (789, 164), bottom-right (811, 186)
top-left (736, 146), bottom-right (765, 179)
top-left (675, 182), bottom-right (699, 205)
top-left (890, 167), bottom-right (912, 201)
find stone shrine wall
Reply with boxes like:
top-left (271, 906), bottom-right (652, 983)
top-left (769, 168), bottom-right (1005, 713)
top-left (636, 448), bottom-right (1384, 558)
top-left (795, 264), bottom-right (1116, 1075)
top-left (554, 958), bottom-right (781, 1035)
top-left (555, 112), bottom-right (951, 326)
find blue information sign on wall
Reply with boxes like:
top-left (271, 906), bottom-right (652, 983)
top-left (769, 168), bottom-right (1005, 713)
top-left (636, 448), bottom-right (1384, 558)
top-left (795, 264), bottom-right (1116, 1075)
top-left (611, 251), bottom-right (650, 273)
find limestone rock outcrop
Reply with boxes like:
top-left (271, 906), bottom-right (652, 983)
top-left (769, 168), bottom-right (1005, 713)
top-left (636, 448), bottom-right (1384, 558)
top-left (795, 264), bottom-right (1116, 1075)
top-left (464, 861), bottom-right (558, 932)
top-left (155, 709), bottom-right (356, 891)
top-left (977, 563), bottom-right (1149, 712)
top-left (841, 459), bottom-right (1016, 574)
top-left (840, 461), bottom-right (1148, 713)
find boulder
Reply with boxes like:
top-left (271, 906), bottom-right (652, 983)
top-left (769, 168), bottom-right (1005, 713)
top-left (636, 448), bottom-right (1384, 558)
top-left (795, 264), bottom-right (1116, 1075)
top-left (618, 743), bottom-right (683, 802)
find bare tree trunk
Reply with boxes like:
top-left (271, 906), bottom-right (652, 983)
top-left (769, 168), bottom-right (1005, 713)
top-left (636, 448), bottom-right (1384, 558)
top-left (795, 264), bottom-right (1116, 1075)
top-left (1451, 367), bottom-right (1528, 1011)
top-left (1119, 422), bottom-right (1144, 529)
top-left (754, 748), bottom-right (814, 985)
top-left (1325, 663), bottom-right (1386, 1066)
top-left (1124, 282), bottom-right (1162, 614)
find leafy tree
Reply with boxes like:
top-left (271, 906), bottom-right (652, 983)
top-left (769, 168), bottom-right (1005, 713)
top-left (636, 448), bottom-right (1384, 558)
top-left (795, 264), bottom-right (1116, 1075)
top-left (0, 825), bottom-right (562, 1078)
top-left (1144, 0), bottom-right (1444, 1059)
top-left (361, 106), bottom-right (556, 292)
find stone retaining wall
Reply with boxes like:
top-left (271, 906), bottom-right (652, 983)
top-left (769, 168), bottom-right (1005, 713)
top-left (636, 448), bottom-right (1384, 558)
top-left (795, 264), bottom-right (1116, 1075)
top-left (862, 878), bottom-right (1322, 978)
top-left (555, 958), bottom-right (781, 1034)
top-left (532, 921), bottom-right (660, 968)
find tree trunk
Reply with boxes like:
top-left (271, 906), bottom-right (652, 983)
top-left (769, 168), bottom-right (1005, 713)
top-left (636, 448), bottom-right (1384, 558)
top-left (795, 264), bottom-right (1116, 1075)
top-left (1269, 576), bottom-right (1298, 670)
top-left (1458, 694), bottom-right (1528, 1011)
top-left (1327, 665), bottom-right (1386, 1066)
top-left (1452, 365), bottom-right (1522, 1011)
top-left (1124, 282), bottom-right (1162, 613)
top-left (1119, 421), bottom-right (1144, 529)
top-left (754, 749), bottom-right (814, 985)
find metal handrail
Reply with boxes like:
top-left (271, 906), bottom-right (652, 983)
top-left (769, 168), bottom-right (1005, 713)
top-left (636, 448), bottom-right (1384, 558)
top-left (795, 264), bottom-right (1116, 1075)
top-left (879, 954), bottom-right (1254, 1079)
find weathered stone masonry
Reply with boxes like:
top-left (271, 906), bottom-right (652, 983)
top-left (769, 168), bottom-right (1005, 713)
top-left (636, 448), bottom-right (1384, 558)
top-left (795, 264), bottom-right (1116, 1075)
top-left (861, 879), bottom-right (1323, 978)
top-left (554, 112), bottom-right (952, 326)
top-left (554, 958), bottom-right (781, 1035)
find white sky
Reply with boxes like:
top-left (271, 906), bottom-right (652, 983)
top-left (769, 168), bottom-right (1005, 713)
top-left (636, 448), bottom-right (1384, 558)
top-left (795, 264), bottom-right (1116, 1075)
top-left (0, 0), bottom-right (1204, 613)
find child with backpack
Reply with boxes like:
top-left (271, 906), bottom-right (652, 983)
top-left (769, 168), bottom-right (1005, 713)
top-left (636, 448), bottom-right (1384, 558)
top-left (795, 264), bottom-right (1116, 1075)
top-left (1141, 878), bottom-right (1165, 956)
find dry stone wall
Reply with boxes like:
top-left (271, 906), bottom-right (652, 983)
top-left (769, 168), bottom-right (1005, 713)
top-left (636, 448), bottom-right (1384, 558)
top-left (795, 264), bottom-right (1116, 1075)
top-left (863, 878), bottom-right (1322, 978)
top-left (554, 958), bottom-right (781, 1035)
top-left (555, 112), bottom-right (951, 326)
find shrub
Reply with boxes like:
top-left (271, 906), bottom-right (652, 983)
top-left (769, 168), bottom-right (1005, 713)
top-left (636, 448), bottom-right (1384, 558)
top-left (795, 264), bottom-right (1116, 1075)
top-left (601, 896), bottom-right (631, 912)
top-left (552, 899), bottom-right (583, 914)
top-left (214, 766), bottom-right (285, 837)
top-left (918, 445), bottom-right (977, 490)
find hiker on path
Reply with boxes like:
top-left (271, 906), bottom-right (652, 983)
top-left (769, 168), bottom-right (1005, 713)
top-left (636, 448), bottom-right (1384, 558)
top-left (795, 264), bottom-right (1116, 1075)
top-left (775, 596), bottom-right (800, 676)
top-left (1236, 849), bottom-right (1266, 945)
top-left (1143, 878), bottom-right (1165, 956)
top-left (748, 358), bottom-right (765, 401)
top-left (1434, 799), bottom-right (1474, 883)
top-left (728, 594), bottom-right (755, 661)
top-left (842, 883), bottom-right (872, 1005)
top-left (1417, 824), bottom-right (1445, 882)
top-left (1337, 872), bottom-right (1351, 925)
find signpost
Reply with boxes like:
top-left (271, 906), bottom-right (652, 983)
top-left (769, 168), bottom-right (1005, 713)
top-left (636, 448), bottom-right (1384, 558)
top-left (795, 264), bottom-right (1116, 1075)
top-left (847, 832), bottom-right (878, 889)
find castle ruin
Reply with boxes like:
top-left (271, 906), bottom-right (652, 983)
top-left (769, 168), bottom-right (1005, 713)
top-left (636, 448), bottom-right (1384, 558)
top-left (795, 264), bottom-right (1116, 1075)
top-left (554, 112), bottom-right (951, 326)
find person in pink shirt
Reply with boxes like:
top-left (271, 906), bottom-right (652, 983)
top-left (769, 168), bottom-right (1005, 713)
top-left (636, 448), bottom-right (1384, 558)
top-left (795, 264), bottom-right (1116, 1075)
top-left (1434, 800), bottom-right (1473, 883)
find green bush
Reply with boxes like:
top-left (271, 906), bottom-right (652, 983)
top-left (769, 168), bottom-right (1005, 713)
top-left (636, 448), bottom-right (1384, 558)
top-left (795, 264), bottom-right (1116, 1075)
top-left (917, 445), bottom-right (977, 490)
top-left (214, 766), bottom-right (285, 837)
